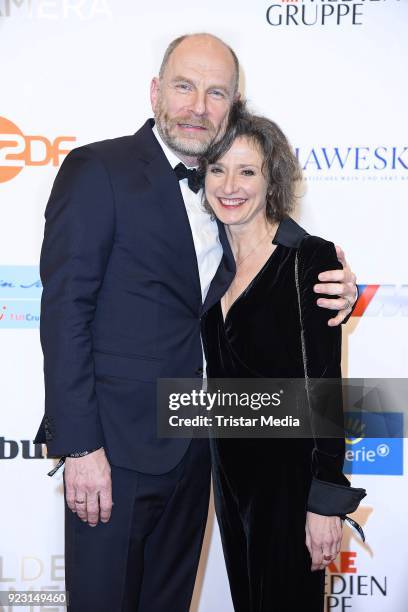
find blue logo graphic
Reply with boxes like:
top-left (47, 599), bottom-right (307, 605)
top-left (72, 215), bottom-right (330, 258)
top-left (295, 146), bottom-right (408, 173)
top-left (344, 412), bottom-right (404, 476)
top-left (0, 266), bottom-right (41, 329)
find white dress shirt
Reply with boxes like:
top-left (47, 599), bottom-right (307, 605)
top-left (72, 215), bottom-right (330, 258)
top-left (152, 125), bottom-right (222, 301)
top-left (152, 125), bottom-right (223, 373)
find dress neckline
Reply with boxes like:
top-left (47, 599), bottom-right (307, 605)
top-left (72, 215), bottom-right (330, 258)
top-left (221, 243), bottom-right (281, 325)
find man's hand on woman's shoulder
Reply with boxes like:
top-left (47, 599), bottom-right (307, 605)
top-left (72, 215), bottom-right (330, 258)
top-left (314, 245), bottom-right (358, 327)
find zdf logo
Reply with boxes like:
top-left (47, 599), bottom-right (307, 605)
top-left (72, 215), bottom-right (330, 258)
top-left (0, 116), bottom-right (76, 183)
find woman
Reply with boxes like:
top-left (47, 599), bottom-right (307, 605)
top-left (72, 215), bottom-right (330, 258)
top-left (199, 102), bottom-right (366, 611)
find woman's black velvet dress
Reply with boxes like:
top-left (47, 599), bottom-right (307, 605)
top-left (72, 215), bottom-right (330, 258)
top-left (201, 217), bottom-right (360, 612)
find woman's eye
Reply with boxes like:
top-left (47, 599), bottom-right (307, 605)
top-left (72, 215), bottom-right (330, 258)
top-left (210, 167), bottom-right (223, 174)
top-left (242, 169), bottom-right (255, 176)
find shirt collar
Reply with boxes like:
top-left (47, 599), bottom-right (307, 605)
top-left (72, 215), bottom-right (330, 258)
top-left (272, 216), bottom-right (309, 248)
top-left (152, 124), bottom-right (198, 170)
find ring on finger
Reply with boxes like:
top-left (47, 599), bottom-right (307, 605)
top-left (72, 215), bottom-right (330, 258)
top-left (342, 297), bottom-right (352, 310)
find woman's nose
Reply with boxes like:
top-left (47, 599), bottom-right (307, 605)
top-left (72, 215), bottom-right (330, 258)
top-left (221, 172), bottom-right (238, 195)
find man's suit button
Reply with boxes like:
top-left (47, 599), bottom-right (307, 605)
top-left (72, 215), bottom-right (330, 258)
top-left (195, 367), bottom-right (203, 376)
top-left (44, 415), bottom-right (53, 440)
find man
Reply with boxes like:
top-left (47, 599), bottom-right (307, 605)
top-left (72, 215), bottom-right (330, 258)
top-left (34, 33), bottom-right (357, 611)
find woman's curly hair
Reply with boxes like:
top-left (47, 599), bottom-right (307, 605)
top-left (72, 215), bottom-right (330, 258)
top-left (198, 100), bottom-right (302, 222)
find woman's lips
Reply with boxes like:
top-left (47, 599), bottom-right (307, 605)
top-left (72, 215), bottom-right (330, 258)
top-left (218, 197), bottom-right (247, 208)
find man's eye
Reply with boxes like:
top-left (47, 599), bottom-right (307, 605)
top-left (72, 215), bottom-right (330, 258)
top-left (209, 90), bottom-right (225, 98)
top-left (210, 166), bottom-right (223, 174)
top-left (176, 83), bottom-right (191, 91)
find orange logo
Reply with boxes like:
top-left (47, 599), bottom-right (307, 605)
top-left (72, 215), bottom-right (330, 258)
top-left (0, 117), bottom-right (76, 183)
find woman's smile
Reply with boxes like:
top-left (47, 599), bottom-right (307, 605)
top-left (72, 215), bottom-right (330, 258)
top-left (218, 197), bottom-right (247, 208)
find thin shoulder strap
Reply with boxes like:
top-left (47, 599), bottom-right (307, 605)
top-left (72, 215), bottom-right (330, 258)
top-left (294, 235), bottom-right (310, 382)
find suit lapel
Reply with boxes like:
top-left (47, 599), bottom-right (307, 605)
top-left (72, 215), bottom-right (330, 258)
top-left (137, 120), bottom-right (202, 305)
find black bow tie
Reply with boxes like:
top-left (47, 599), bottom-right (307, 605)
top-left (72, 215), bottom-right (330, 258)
top-left (174, 162), bottom-right (201, 194)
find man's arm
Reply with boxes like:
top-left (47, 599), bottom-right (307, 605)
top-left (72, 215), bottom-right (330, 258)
top-left (313, 245), bottom-right (358, 327)
top-left (40, 145), bottom-right (115, 524)
top-left (40, 145), bottom-right (114, 454)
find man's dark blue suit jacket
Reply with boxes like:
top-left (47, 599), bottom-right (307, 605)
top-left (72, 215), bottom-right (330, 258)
top-left (34, 119), bottom-right (235, 474)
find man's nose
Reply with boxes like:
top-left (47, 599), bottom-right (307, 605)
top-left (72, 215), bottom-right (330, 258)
top-left (189, 90), bottom-right (207, 116)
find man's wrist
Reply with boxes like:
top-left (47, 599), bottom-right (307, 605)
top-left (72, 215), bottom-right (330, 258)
top-left (68, 447), bottom-right (102, 458)
top-left (47, 447), bottom-right (103, 477)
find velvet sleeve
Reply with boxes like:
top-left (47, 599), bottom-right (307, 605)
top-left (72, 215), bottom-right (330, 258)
top-left (296, 236), bottom-right (366, 517)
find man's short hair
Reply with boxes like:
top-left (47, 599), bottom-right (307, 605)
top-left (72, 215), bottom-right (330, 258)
top-left (159, 33), bottom-right (240, 94)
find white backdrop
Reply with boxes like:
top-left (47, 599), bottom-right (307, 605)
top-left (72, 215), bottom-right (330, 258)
top-left (1, 1), bottom-right (407, 610)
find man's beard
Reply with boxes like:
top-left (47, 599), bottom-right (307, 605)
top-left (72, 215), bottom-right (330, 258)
top-left (154, 102), bottom-right (227, 158)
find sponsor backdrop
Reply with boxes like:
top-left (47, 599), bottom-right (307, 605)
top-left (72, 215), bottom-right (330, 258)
top-left (0, 1), bottom-right (407, 610)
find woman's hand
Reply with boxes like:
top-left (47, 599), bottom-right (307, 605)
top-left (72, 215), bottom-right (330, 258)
top-left (305, 511), bottom-right (343, 571)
